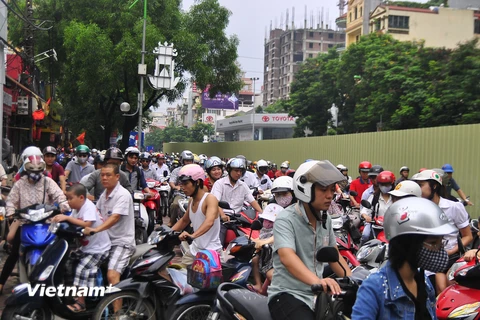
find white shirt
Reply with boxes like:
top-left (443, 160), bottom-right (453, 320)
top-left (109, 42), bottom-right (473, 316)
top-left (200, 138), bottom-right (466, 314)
top-left (211, 176), bottom-right (255, 213)
top-left (254, 173), bottom-right (273, 191)
top-left (240, 171), bottom-right (257, 188)
top-left (74, 199), bottom-right (111, 254)
top-left (438, 197), bottom-right (469, 251)
top-left (360, 193), bottom-right (392, 218)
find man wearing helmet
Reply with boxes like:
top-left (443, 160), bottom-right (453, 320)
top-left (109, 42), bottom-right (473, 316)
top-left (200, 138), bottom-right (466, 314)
top-left (81, 147), bottom-right (133, 200)
top-left (171, 164), bottom-right (223, 265)
top-left (43, 146), bottom-right (67, 193)
top-left (167, 150), bottom-right (195, 227)
top-left (267, 163), bottom-right (277, 180)
top-left (352, 197), bottom-right (457, 319)
top-left (349, 161), bottom-right (373, 208)
top-left (122, 147), bottom-right (153, 195)
top-left (360, 171), bottom-right (395, 245)
top-left (211, 158), bottom-right (263, 214)
top-left (395, 166), bottom-right (410, 185)
top-left (254, 159), bottom-right (273, 192)
top-left (360, 164), bottom-right (384, 210)
top-left (442, 163), bottom-right (473, 205)
top-left (139, 152), bottom-right (158, 181)
top-left (65, 145), bottom-right (95, 184)
top-left (275, 161), bottom-right (289, 178)
top-left (268, 160), bottom-right (350, 320)
top-left (152, 153), bottom-right (170, 178)
top-left (235, 155), bottom-right (257, 188)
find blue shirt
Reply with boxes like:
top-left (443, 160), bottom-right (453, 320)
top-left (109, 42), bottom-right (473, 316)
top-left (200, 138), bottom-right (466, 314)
top-left (352, 261), bottom-right (436, 320)
top-left (360, 185), bottom-right (375, 210)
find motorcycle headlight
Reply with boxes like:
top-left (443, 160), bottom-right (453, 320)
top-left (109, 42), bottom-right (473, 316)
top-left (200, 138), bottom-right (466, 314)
top-left (448, 302), bottom-right (480, 318)
top-left (147, 181), bottom-right (156, 189)
top-left (456, 265), bottom-right (475, 278)
top-left (133, 192), bottom-right (145, 200)
top-left (448, 261), bottom-right (468, 281)
top-left (226, 242), bottom-right (238, 255)
top-left (357, 246), bottom-right (373, 261)
top-left (23, 208), bottom-right (53, 222)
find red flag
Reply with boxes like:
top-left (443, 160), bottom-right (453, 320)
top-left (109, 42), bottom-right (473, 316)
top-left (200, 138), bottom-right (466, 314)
top-left (76, 132), bottom-right (86, 144)
top-left (46, 98), bottom-right (52, 106)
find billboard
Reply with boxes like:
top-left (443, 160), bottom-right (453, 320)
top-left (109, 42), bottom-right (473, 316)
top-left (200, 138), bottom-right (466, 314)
top-left (202, 113), bottom-right (217, 124)
top-left (129, 131), bottom-right (145, 147)
top-left (201, 87), bottom-right (239, 110)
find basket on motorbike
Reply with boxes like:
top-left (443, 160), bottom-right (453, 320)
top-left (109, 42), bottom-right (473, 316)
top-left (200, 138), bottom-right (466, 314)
top-left (186, 265), bottom-right (235, 290)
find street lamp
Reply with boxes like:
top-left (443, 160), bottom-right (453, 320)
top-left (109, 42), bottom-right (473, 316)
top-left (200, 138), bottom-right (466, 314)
top-left (120, 102), bottom-right (140, 116)
top-left (250, 77), bottom-right (259, 140)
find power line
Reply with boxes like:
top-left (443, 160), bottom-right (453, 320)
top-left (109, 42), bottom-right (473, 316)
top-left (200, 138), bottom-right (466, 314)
top-left (0, 0), bottom-right (52, 31)
top-left (238, 55), bottom-right (264, 60)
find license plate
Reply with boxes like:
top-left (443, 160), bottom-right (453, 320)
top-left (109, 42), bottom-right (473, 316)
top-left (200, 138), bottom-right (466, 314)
top-left (134, 204), bottom-right (140, 210)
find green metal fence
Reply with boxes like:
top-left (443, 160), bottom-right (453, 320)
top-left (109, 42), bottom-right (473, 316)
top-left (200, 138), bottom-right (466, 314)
top-left (165, 124), bottom-right (480, 217)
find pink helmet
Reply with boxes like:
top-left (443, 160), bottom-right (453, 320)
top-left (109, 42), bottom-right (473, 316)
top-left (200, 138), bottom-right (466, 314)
top-left (179, 164), bottom-right (206, 182)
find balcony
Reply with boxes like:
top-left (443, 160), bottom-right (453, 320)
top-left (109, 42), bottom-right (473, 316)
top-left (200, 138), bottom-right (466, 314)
top-left (336, 14), bottom-right (347, 29)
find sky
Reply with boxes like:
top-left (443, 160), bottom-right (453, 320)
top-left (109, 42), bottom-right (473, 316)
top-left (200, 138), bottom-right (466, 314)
top-left (158, 0), bottom-right (425, 111)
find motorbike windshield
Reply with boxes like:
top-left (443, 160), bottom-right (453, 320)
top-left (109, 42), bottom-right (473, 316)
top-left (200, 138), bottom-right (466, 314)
top-left (301, 160), bottom-right (346, 187)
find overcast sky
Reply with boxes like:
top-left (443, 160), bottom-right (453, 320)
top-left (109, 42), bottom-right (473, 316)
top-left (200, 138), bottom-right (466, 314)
top-left (158, 0), bottom-right (424, 110)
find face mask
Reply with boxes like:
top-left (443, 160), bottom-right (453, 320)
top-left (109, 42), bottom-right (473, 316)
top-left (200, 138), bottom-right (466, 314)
top-left (379, 185), bottom-right (392, 194)
top-left (275, 194), bottom-right (293, 208)
top-left (417, 246), bottom-right (448, 272)
top-left (263, 220), bottom-right (274, 229)
top-left (77, 156), bottom-right (87, 164)
top-left (28, 172), bottom-right (42, 182)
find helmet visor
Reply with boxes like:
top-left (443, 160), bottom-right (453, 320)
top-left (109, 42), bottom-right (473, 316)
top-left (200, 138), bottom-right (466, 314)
top-left (302, 161), bottom-right (347, 187)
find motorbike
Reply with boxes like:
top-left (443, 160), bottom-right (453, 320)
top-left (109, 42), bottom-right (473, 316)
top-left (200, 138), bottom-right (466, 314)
top-left (157, 172), bottom-right (171, 219)
top-left (355, 239), bottom-right (389, 271)
top-left (437, 249), bottom-right (480, 320)
top-left (133, 190), bottom-right (151, 245)
top-left (2, 220), bottom-right (154, 320)
top-left (92, 221), bottom-right (263, 320)
top-left (331, 214), bottom-right (360, 268)
top-left (144, 179), bottom-right (161, 233)
top-left (220, 201), bottom-right (260, 248)
top-left (13, 204), bottom-right (60, 283)
top-left (360, 199), bottom-right (388, 243)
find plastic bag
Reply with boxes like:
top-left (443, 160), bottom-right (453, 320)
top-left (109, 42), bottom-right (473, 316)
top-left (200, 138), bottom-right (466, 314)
top-left (167, 267), bottom-right (197, 295)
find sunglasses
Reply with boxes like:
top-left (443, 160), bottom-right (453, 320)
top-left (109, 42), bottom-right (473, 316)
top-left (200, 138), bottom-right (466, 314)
top-left (78, 154), bottom-right (88, 158)
top-left (141, 159), bottom-right (150, 162)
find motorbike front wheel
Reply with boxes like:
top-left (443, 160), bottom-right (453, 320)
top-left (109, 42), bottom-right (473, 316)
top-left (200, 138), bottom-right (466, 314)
top-left (92, 291), bottom-right (155, 320)
top-left (2, 304), bottom-right (52, 320)
top-left (168, 302), bottom-right (212, 320)
top-left (135, 228), bottom-right (148, 245)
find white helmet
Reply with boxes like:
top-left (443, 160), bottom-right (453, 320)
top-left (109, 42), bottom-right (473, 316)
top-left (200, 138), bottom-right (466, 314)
top-left (256, 159), bottom-right (268, 170)
top-left (411, 169), bottom-right (442, 185)
top-left (293, 160), bottom-right (346, 203)
top-left (125, 146), bottom-right (140, 157)
top-left (336, 164), bottom-right (347, 171)
top-left (388, 181), bottom-right (422, 198)
top-left (272, 176), bottom-right (294, 193)
top-left (21, 146), bottom-right (43, 162)
top-left (280, 161), bottom-right (289, 169)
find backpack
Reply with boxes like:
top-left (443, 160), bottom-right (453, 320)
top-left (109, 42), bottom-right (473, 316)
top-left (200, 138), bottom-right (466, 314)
top-left (190, 249), bottom-right (222, 289)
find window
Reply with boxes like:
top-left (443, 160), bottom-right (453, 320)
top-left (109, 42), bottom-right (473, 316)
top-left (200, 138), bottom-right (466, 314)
top-left (328, 44), bottom-right (333, 48)
top-left (375, 19), bottom-right (381, 31)
top-left (309, 54), bottom-right (313, 58)
top-left (354, 7), bottom-right (358, 20)
top-left (475, 20), bottom-right (480, 34)
top-left (309, 42), bottom-right (314, 48)
top-left (388, 15), bottom-right (410, 29)
top-left (360, 6), bottom-right (363, 17)
top-left (309, 31), bottom-right (314, 37)
top-left (328, 33), bottom-right (334, 39)
top-left (340, 34), bottom-right (345, 39)
top-left (356, 35), bottom-right (360, 42)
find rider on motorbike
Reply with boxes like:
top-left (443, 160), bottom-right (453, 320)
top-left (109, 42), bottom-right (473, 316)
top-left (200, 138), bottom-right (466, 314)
top-left (267, 160), bottom-right (351, 320)
top-left (352, 197), bottom-right (457, 319)
top-left (168, 150), bottom-right (195, 227)
top-left (204, 156), bottom-right (225, 192)
top-left (121, 147), bottom-right (153, 196)
top-left (254, 159), bottom-right (273, 192)
top-left (139, 152), bottom-right (158, 181)
top-left (349, 161), bottom-right (373, 208)
top-left (65, 145), bottom-right (95, 184)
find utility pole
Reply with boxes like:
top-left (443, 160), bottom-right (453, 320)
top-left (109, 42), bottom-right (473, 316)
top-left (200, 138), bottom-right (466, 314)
top-left (250, 77), bottom-right (259, 140)
top-left (0, 2), bottom-right (7, 163)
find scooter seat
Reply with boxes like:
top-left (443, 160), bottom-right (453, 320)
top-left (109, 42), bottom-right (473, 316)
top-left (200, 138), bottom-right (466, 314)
top-left (225, 289), bottom-right (272, 320)
top-left (131, 243), bottom-right (155, 262)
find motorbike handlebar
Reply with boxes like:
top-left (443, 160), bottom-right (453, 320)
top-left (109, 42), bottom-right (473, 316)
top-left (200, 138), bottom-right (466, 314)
top-left (311, 284), bottom-right (324, 293)
top-left (185, 236), bottom-right (194, 245)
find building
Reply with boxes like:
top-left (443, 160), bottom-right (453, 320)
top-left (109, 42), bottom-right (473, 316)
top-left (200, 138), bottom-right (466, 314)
top-left (368, 5), bottom-right (480, 49)
top-left (346, 0), bottom-right (382, 47)
top-left (263, 26), bottom-right (345, 106)
top-left (216, 113), bottom-right (296, 141)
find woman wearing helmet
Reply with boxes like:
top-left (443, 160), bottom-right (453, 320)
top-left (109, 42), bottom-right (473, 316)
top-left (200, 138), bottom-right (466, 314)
top-left (65, 145), bottom-right (95, 184)
top-left (204, 156), bottom-right (224, 191)
top-left (352, 197), bottom-right (457, 319)
top-left (171, 164), bottom-right (223, 266)
top-left (1, 155), bottom-right (71, 294)
top-left (388, 180), bottom-right (422, 203)
top-left (268, 160), bottom-right (350, 320)
top-left (396, 166), bottom-right (410, 185)
top-left (251, 176), bottom-right (296, 293)
top-left (412, 169), bottom-right (472, 293)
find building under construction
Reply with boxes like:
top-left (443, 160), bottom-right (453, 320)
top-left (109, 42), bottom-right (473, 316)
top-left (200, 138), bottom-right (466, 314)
top-left (263, 7), bottom-right (346, 106)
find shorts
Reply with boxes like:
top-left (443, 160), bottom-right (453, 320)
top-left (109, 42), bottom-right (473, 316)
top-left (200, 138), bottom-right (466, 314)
top-left (74, 251), bottom-right (109, 288)
top-left (108, 245), bottom-right (135, 273)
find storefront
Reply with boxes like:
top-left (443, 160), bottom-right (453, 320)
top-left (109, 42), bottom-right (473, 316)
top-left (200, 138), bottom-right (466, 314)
top-left (216, 113), bottom-right (296, 141)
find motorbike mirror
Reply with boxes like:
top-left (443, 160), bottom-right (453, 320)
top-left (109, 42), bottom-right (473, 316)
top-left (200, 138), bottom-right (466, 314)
top-left (349, 190), bottom-right (358, 197)
top-left (375, 245), bottom-right (387, 264)
top-left (315, 246), bottom-right (339, 263)
top-left (163, 171), bottom-right (168, 178)
top-left (251, 219), bottom-right (263, 231)
top-left (6, 165), bottom-right (17, 174)
top-left (361, 200), bottom-right (372, 209)
top-left (471, 219), bottom-right (479, 232)
top-left (261, 179), bottom-right (268, 185)
top-left (218, 201), bottom-right (231, 210)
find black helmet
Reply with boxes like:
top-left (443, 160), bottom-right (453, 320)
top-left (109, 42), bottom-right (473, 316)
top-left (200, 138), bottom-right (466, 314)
top-left (369, 165), bottom-right (384, 177)
top-left (105, 147), bottom-right (123, 161)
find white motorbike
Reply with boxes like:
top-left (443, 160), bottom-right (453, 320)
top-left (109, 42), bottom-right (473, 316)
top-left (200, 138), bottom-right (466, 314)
top-left (133, 191), bottom-right (150, 245)
top-left (155, 174), bottom-right (171, 219)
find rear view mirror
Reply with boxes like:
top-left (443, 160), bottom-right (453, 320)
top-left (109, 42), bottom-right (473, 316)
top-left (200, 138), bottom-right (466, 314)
top-left (315, 246), bottom-right (339, 263)
top-left (251, 219), bottom-right (263, 231)
top-left (361, 200), bottom-right (372, 209)
top-left (349, 190), bottom-right (358, 197)
top-left (163, 171), bottom-right (168, 178)
top-left (218, 201), bottom-right (231, 210)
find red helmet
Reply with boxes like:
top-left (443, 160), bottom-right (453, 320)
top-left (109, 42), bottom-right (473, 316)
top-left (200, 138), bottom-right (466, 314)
top-left (377, 171), bottom-right (395, 184)
top-left (359, 161), bottom-right (372, 172)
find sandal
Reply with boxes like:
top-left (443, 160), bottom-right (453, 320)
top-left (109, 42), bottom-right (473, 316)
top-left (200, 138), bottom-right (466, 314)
top-left (67, 301), bottom-right (86, 313)
top-left (246, 283), bottom-right (262, 294)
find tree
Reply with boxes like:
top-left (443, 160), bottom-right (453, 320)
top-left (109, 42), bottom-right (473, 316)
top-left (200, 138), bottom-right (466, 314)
top-left (8, 0), bottom-right (242, 149)
top-left (264, 99), bottom-right (289, 113)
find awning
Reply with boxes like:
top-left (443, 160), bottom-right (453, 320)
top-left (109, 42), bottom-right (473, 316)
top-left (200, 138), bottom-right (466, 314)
top-left (5, 74), bottom-right (41, 100)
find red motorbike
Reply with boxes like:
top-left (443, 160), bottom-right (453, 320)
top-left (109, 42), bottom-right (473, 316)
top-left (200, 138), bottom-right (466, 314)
top-left (437, 254), bottom-right (480, 320)
top-left (144, 179), bottom-right (161, 234)
top-left (219, 201), bottom-right (260, 248)
top-left (331, 214), bottom-right (360, 268)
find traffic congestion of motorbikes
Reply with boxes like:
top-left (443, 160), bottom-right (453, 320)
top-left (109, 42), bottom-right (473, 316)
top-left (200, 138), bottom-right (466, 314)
top-left (0, 144), bottom-right (478, 320)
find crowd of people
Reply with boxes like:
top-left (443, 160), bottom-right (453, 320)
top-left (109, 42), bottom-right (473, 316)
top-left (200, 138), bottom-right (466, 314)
top-left (0, 144), bottom-right (476, 319)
